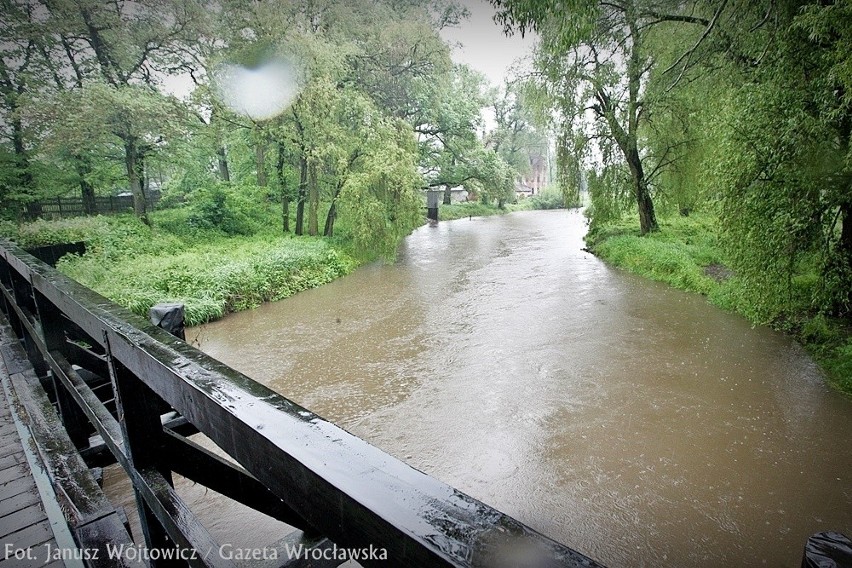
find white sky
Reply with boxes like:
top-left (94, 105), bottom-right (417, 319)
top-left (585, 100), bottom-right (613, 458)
top-left (439, 0), bottom-right (537, 89)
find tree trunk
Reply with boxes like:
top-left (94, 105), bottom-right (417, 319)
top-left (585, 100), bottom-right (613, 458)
top-left (295, 154), bottom-right (307, 235)
top-left (443, 185), bottom-right (452, 205)
top-left (256, 142), bottom-right (267, 187)
top-left (841, 202), bottom-right (852, 262)
top-left (276, 142), bottom-right (289, 233)
top-left (625, 145), bottom-right (657, 235)
top-left (838, 119), bottom-right (852, 264)
top-left (308, 161), bottom-right (319, 236)
top-left (323, 200), bottom-right (337, 237)
top-left (75, 156), bottom-right (96, 215)
top-left (124, 138), bottom-right (148, 224)
top-left (323, 183), bottom-right (344, 237)
top-left (211, 108), bottom-right (230, 183)
top-left (217, 146), bottom-right (231, 183)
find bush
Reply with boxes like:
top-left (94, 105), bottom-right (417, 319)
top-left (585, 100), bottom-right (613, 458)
top-left (58, 235), bottom-right (356, 325)
top-left (823, 340), bottom-right (852, 394)
top-left (526, 187), bottom-right (566, 210)
top-left (185, 181), bottom-right (270, 236)
top-left (440, 201), bottom-right (506, 221)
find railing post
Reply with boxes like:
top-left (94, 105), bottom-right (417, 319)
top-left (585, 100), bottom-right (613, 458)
top-left (104, 332), bottom-right (182, 565)
top-left (8, 269), bottom-right (49, 380)
top-left (0, 254), bottom-right (12, 319)
top-left (149, 303), bottom-right (185, 341)
top-left (33, 287), bottom-right (90, 449)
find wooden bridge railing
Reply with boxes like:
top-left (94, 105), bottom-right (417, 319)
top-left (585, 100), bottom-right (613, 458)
top-left (0, 238), bottom-right (604, 568)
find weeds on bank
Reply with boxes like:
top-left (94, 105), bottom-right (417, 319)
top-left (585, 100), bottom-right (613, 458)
top-left (1, 209), bottom-right (357, 326)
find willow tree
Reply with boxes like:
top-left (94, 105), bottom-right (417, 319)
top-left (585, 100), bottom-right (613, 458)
top-left (701, 0), bottom-right (852, 320)
top-left (492, 0), bottom-right (724, 234)
top-left (337, 117), bottom-right (422, 258)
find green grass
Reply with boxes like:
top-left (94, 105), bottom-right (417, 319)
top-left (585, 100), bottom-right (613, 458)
top-left (0, 197), bottom-right (522, 326)
top-left (58, 233), bottom-right (355, 325)
top-left (587, 213), bottom-right (723, 295)
top-left (439, 202), bottom-right (508, 221)
top-left (1, 207), bottom-right (358, 326)
top-left (587, 212), bottom-right (852, 396)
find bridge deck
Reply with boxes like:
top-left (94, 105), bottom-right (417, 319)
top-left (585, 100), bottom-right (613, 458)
top-left (0, 329), bottom-right (66, 568)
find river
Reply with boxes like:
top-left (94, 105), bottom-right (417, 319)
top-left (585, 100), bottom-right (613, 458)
top-left (108, 209), bottom-right (852, 567)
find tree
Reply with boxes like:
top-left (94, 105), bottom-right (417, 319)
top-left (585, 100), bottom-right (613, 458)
top-left (32, 0), bottom-right (204, 222)
top-left (487, 81), bottom-right (556, 200)
top-left (0, 1), bottom-right (41, 216)
top-left (415, 64), bottom-right (514, 204)
top-left (698, 0), bottom-right (852, 319)
top-left (336, 115), bottom-right (422, 257)
top-left (492, 0), bottom-right (724, 234)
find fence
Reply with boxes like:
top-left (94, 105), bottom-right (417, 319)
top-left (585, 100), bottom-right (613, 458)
top-left (25, 190), bottom-right (161, 219)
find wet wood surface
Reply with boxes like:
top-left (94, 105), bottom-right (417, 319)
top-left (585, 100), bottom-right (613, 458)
top-left (0, 335), bottom-right (62, 568)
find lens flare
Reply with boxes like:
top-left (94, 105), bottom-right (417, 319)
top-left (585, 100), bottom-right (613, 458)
top-left (213, 58), bottom-right (301, 120)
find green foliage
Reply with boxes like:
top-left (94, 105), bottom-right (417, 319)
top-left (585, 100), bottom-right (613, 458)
top-left (332, 113), bottom-right (423, 258)
top-left (440, 202), bottom-right (507, 221)
top-left (1, 215), bottom-right (171, 255)
top-left (535, 185), bottom-right (572, 209)
top-left (514, 186), bottom-right (573, 210)
top-left (185, 181), bottom-right (269, 236)
top-left (55, 222), bottom-right (355, 326)
top-left (822, 340), bottom-right (852, 395)
top-left (588, 213), bottom-right (722, 295)
top-left (710, 77), bottom-right (846, 322)
top-left (586, 165), bottom-right (632, 229)
top-left (487, 82), bottom-right (549, 182)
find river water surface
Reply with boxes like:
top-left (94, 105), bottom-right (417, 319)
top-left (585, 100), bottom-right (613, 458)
top-left (174, 210), bottom-right (851, 567)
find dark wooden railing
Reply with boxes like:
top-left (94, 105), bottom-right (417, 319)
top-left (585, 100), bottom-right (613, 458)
top-left (0, 238), bottom-right (604, 568)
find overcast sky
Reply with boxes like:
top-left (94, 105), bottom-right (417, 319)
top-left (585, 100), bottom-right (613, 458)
top-left (438, 0), bottom-right (537, 88)
top-left (166, 0), bottom-right (538, 124)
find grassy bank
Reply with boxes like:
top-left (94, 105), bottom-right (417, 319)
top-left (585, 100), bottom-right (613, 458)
top-left (0, 192), bottom-right (575, 327)
top-left (586, 213), bottom-right (852, 395)
top-left (1, 210), bottom-right (358, 326)
top-left (439, 186), bottom-right (574, 221)
top-left (439, 201), bottom-right (509, 221)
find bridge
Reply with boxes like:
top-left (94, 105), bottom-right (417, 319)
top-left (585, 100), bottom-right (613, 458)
top-left (0, 238), bottom-right (604, 567)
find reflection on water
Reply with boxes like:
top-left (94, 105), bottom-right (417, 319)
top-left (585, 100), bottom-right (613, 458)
top-left (167, 210), bottom-right (851, 567)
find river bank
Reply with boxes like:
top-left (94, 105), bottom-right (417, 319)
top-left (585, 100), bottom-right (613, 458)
top-left (0, 199), bottom-right (535, 326)
top-left (586, 213), bottom-right (852, 396)
top-left (0, 211), bottom-right (358, 325)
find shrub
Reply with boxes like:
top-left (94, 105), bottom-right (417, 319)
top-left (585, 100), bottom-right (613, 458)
top-left (58, 235), bottom-right (356, 325)
top-left (526, 187), bottom-right (566, 210)
top-left (185, 181), bottom-right (269, 236)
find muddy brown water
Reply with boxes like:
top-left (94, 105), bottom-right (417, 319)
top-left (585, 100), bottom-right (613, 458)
top-left (106, 209), bottom-right (852, 567)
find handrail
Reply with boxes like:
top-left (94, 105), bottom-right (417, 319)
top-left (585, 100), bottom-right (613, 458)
top-left (0, 238), bottom-right (604, 568)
